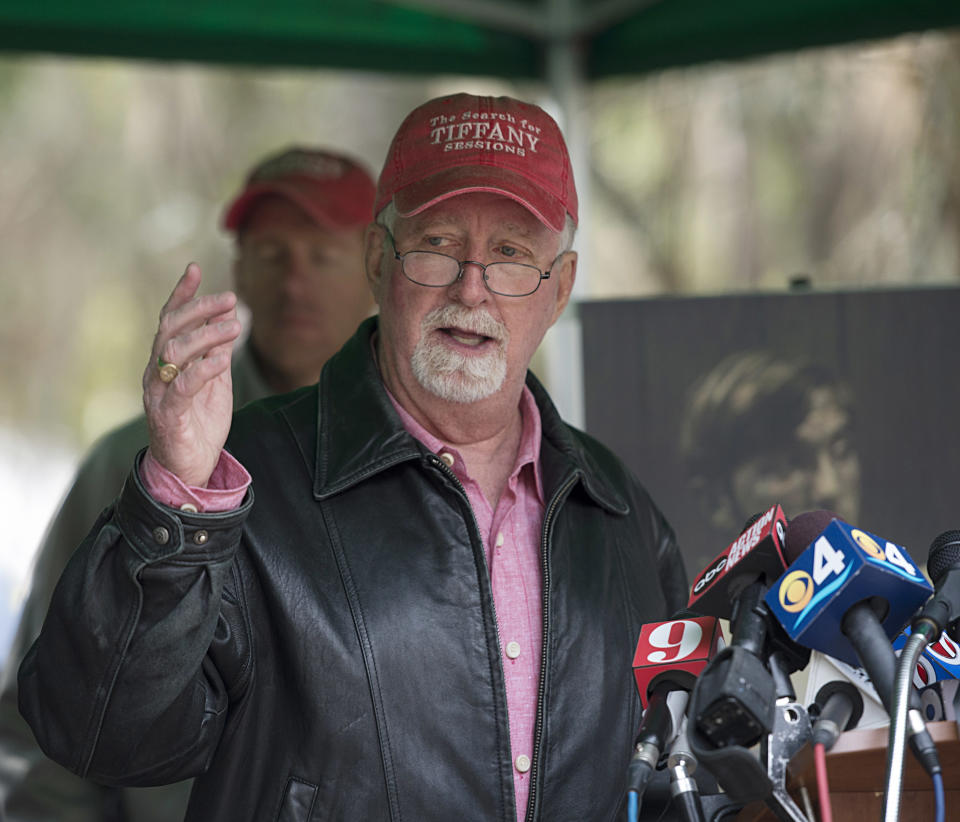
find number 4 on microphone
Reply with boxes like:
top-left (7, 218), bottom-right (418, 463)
top-left (765, 520), bottom-right (932, 666)
top-left (812, 536), bottom-right (846, 584)
top-left (631, 616), bottom-right (725, 709)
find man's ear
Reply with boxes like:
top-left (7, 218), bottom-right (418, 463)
top-left (364, 223), bottom-right (387, 303)
top-left (548, 251), bottom-right (577, 327)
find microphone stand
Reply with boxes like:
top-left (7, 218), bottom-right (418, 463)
top-left (762, 696), bottom-right (813, 822)
top-left (883, 622), bottom-right (936, 821)
top-left (666, 716), bottom-right (705, 822)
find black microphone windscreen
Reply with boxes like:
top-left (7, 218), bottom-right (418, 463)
top-left (928, 530), bottom-right (960, 583)
top-left (784, 510), bottom-right (838, 563)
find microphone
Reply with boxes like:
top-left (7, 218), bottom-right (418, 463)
top-left (917, 679), bottom-right (960, 725)
top-left (765, 510), bottom-right (932, 668)
top-left (806, 628), bottom-right (960, 733)
top-left (914, 530), bottom-right (960, 640)
top-left (810, 680), bottom-right (864, 751)
top-left (628, 616), bottom-right (724, 806)
top-left (632, 615), bottom-right (724, 709)
top-left (917, 629), bottom-right (960, 677)
top-left (891, 625), bottom-right (960, 686)
top-left (687, 504), bottom-right (789, 624)
top-left (765, 511), bottom-right (940, 774)
top-left (803, 650), bottom-right (890, 730)
top-left (685, 508), bottom-right (814, 821)
top-left (686, 506), bottom-right (789, 749)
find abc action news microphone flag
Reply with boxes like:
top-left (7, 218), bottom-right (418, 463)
top-left (765, 519), bottom-right (933, 666)
top-left (687, 504), bottom-right (789, 619)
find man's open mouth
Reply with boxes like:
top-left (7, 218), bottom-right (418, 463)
top-left (440, 326), bottom-right (494, 347)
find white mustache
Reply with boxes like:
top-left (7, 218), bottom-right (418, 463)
top-left (420, 304), bottom-right (507, 344)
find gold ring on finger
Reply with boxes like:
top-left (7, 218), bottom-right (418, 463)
top-left (157, 356), bottom-right (180, 384)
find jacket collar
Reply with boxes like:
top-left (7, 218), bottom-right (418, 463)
top-left (312, 317), bottom-right (628, 515)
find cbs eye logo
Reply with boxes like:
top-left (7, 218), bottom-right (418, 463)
top-left (778, 570), bottom-right (815, 613)
top-left (852, 529), bottom-right (883, 559)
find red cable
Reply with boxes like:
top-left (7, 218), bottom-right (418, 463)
top-left (814, 742), bottom-right (833, 822)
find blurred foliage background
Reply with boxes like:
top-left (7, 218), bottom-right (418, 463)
top-left (1, 29), bottom-right (959, 648)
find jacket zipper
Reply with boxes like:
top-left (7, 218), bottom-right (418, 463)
top-left (524, 473), bottom-right (578, 822)
top-left (427, 454), bottom-right (515, 820)
top-left (429, 453), bottom-right (579, 822)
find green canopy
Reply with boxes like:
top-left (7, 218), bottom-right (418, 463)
top-left (1, 0), bottom-right (958, 78)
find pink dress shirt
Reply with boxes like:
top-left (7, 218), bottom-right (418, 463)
top-left (387, 386), bottom-right (545, 821)
top-left (140, 385), bottom-right (547, 822)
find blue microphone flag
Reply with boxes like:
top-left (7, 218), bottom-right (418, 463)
top-left (765, 519), bottom-right (933, 666)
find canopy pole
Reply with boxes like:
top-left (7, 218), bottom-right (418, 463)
top-left (540, 0), bottom-right (588, 428)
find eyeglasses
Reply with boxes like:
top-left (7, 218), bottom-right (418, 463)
top-left (384, 229), bottom-right (553, 298)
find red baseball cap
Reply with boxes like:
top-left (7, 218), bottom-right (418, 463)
top-left (375, 94), bottom-right (578, 232)
top-left (223, 147), bottom-right (376, 232)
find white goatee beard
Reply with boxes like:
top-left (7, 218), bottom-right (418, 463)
top-left (411, 305), bottom-right (509, 403)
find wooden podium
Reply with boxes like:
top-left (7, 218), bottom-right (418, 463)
top-left (736, 721), bottom-right (960, 820)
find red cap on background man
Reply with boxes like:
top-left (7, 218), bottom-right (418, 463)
top-left (223, 147), bottom-right (376, 232)
top-left (375, 94), bottom-right (578, 233)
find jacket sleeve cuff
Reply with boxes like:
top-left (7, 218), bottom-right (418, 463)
top-left (117, 449), bottom-right (253, 564)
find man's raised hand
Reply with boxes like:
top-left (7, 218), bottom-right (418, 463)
top-left (143, 263), bottom-right (242, 488)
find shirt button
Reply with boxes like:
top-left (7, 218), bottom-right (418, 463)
top-left (152, 526), bottom-right (170, 545)
top-left (180, 503), bottom-right (199, 514)
top-left (515, 754), bottom-right (531, 773)
top-left (495, 532), bottom-right (505, 547)
top-left (439, 451), bottom-right (455, 468)
top-left (505, 641), bottom-right (521, 659)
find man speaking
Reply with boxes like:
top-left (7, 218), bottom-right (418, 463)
top-left (19, 93), bottom-right (687, 821)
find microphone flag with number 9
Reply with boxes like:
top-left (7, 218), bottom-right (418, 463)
top-left (632, 616), bottom-right (724, 709)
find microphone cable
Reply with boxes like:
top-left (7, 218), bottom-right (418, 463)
top-left (809, 679), bottom-right (862, 822)
top-left (813, 742), bottom-right (832, 822)
top-left (933, 770), bottom-right (945, 822)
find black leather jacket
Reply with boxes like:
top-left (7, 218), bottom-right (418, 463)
top-left (20, 317), bottom-right (688, 822)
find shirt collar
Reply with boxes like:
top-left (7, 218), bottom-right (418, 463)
top-left (384, 383), bottom-right (544, 503)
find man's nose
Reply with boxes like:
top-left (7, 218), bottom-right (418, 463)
top-left (278, 250), bottom-right (313, 292)
top-left (447, 261), bottom-right (490, 307)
